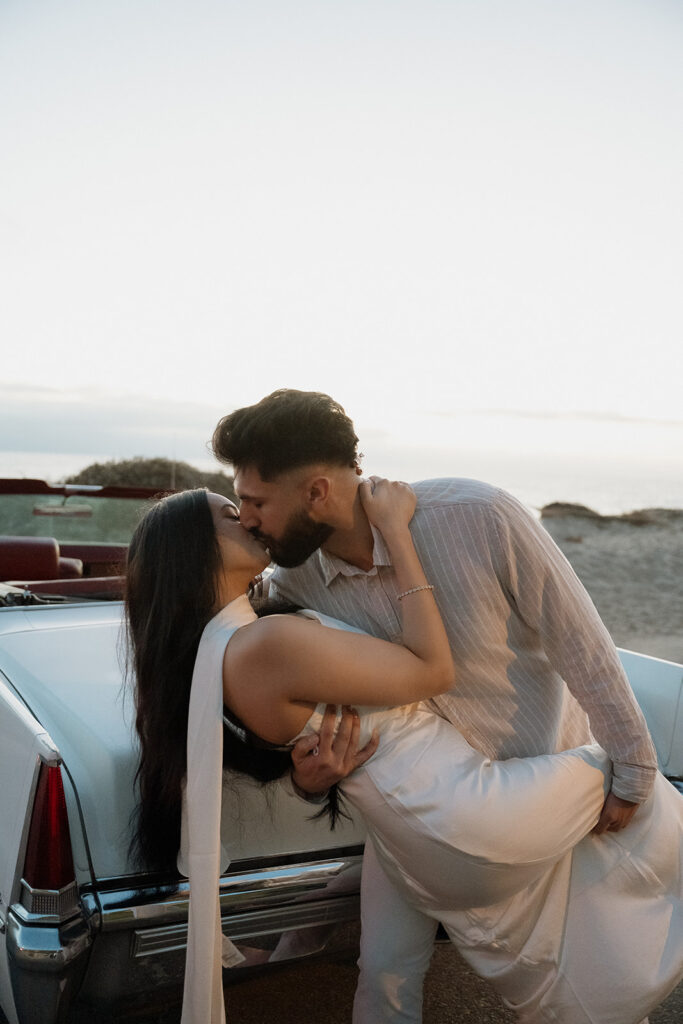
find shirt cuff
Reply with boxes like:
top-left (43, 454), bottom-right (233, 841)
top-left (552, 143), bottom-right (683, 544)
top-left (610, 762), bottom-right (658, 803)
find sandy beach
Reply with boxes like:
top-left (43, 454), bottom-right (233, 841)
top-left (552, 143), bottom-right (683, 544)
top-left (540, 504), bottom-right (683, 665)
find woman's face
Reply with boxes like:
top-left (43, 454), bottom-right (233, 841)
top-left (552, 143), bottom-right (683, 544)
top-left (207, 493), bottom-right (271, 577)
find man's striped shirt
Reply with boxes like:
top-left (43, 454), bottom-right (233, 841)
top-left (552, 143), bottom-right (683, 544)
top-left (270, 478), bottom-right (657, 802)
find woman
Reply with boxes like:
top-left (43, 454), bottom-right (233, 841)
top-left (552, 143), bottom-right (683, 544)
top-left (125, 483), bottom-right (682, 1024)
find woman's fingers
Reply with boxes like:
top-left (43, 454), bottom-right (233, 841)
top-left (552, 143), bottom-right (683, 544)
top-left (360, 477), bottom-right (416, 528)
top-left (358, 479), bottom-right (374, 507)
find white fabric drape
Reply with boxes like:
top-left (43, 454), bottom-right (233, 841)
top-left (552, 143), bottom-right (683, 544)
top-left (178, 595), bottom-right (256, 1024)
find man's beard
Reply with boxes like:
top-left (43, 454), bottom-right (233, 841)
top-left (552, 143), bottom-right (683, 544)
top-left (257, 509), bottom-right (334, 568)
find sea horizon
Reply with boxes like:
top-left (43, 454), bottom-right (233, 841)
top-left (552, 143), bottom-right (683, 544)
top-left (2, 447), bottom-right (682, 518)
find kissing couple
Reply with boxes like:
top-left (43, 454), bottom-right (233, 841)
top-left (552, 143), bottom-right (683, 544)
top-left (126, 389), bottom-right (682, 1024)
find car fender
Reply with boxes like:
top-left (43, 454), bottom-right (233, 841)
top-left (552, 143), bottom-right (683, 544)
top-left (618, 648), bottom-right (683, 777)
top-left (0, 676), bottom-right (61, 1024)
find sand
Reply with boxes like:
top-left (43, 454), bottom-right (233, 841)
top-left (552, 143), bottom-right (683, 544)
top-left (540, 504), bottom-right (683, 665)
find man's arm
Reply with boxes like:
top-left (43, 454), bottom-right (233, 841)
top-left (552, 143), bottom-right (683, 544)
top-left (489, 489), bottom-right (657, 813)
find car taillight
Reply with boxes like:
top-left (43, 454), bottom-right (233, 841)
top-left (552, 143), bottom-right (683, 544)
top-left (23, 762), bottom-right (76, 892)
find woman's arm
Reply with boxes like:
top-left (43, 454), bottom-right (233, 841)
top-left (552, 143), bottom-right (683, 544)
top-left (225, 480), bottom-right (455, 742)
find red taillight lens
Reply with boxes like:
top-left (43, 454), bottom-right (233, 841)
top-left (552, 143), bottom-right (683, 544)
top-left (23, 763), bottom-right (75, 890)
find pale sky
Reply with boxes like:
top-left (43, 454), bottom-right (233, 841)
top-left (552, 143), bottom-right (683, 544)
top-left (1, 0), bottom-right (682, 506)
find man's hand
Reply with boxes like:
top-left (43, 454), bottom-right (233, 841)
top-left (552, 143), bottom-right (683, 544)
top-left (291, 704), bottom-right (379, 796)
top-left (593, 791), bottom-right (639, 834)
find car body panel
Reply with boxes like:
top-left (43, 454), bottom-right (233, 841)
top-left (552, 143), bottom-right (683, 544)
top-left (0, 610), bottom-right (139, 882)
top-left (619, 648), bottom-right (683, 777)
top-left (0, 684), bottom-right (63, 1024)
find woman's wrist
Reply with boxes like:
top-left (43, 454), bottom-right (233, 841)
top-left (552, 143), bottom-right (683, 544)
top-left (379, 522), bottom-right (414, 550)
top-left (397, 584), bottom-right (434, 601)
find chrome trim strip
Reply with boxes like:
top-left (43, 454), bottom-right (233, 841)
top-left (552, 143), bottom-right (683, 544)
top-left (99, 855), bottom-right (363, 932)
top-left (131, 893), bottom-right (360, 958)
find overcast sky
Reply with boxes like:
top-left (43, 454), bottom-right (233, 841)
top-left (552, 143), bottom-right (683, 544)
top-left (1, 0), bottom-right (682, 498)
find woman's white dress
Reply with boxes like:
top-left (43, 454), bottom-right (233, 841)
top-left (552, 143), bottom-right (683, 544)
top-left (179, 596), bottom-right (683, 1024)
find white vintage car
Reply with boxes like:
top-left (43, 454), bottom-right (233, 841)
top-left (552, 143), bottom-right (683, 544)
top-left (0, 479), bottom-right (681, 1023)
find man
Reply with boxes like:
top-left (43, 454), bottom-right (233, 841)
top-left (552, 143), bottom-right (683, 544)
top-left (211, 388), bottom-right (657, 1024)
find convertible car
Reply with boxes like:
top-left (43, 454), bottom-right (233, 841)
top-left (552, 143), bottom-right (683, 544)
top-left (0, 478), bottom-right (681, 1023)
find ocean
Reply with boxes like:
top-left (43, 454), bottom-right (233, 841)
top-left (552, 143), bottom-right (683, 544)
top-left (1, 446), bottom-right (682, 517)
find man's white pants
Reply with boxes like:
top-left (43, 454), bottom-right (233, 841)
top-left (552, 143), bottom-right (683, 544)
top-left (352, 842), bottom-right (653, 1024)
top-left (352, 839), bottom-right (437, 1024)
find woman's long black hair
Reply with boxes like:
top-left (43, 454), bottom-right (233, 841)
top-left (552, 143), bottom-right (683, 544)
top-left (124, 488), bottom-right (294, 874)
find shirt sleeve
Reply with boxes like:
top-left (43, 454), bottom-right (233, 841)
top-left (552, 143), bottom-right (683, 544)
top-left (487, 489), bottom-right (657, 802)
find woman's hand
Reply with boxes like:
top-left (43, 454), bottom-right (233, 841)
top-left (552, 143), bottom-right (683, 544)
top-left (360, 477), bottom-right (416, 536)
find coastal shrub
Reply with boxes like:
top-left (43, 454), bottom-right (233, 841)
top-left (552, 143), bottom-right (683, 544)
top-left (65, 457), bottom-right (236, 499)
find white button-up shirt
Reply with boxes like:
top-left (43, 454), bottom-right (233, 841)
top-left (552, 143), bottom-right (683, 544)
top-left (270, 477), bottom-right (657, 802)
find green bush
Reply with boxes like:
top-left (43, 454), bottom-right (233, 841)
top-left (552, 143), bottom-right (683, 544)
top-left (65, 457), bottom-right (236, 499)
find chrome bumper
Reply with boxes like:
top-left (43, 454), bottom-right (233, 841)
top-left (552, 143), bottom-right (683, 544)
top-left (6, 908), bottom-right (95, 1024)
top-left (6, 850), bottom-right (363, 1021)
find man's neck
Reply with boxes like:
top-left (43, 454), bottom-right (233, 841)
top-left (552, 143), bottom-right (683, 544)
top-left (321, 488), bottom-right (375, 571)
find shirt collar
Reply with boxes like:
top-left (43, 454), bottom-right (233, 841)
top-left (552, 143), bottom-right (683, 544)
top-left (318, 524), bottom-right (393, 586)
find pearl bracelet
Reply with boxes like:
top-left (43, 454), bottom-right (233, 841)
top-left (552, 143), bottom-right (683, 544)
top-left (397, 584), bottom-right (435, 601)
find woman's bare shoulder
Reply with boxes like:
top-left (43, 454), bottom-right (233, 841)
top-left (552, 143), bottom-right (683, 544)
top-left (228, 613), bottom-right (319, 665)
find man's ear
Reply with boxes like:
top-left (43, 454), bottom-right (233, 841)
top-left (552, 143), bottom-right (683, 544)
top-left (306, 476), bottom-right (331, 514)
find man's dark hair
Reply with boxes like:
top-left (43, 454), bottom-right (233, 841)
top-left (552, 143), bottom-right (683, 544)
top-left (211, 389), bottom-right (360, 480)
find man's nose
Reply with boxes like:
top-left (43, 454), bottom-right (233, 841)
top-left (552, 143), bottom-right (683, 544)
top-left (238, 506), bottom-right (259, 531)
